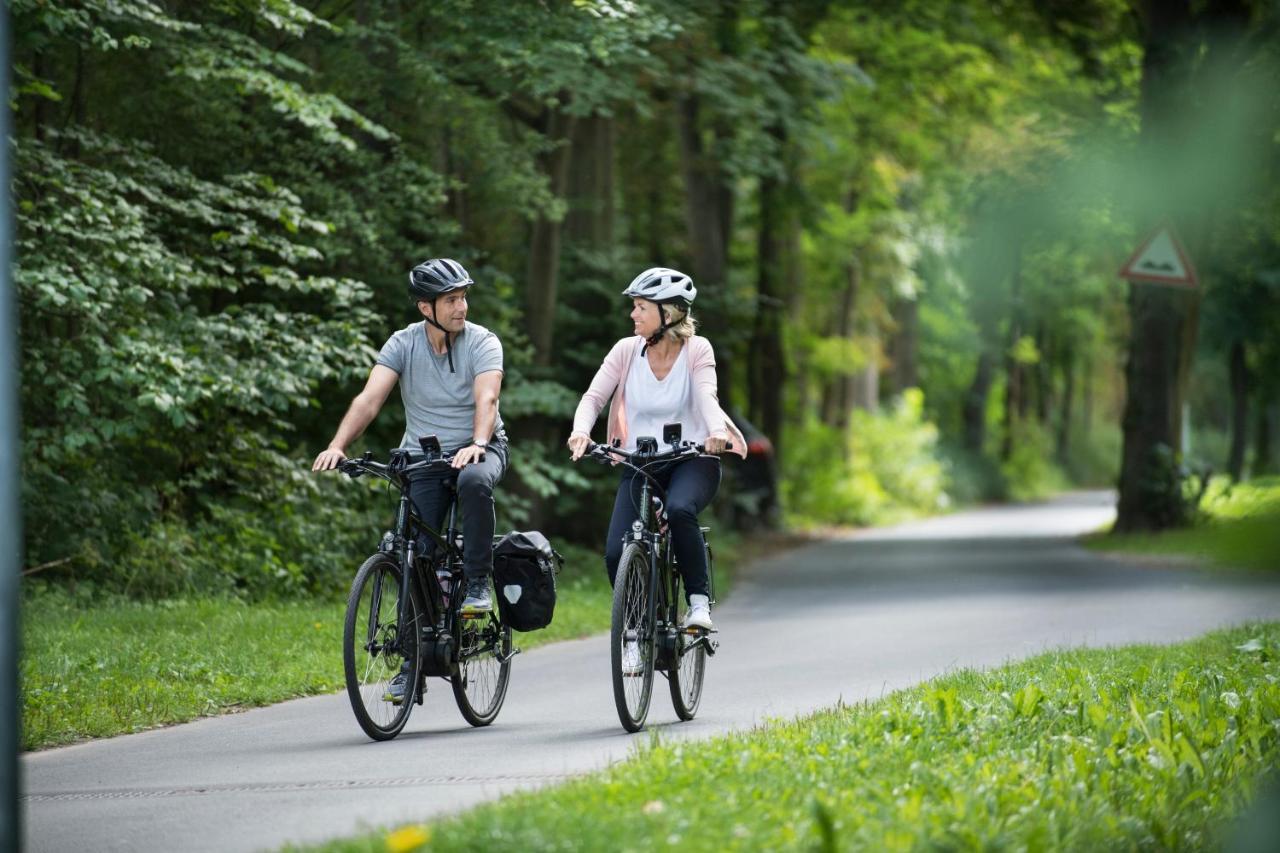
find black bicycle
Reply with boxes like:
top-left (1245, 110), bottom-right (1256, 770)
top-left (338, 437), bottom-right (515, 741)
top-left (588, 426), bottom-right (721, 732)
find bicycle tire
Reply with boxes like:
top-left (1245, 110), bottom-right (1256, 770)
top-left (343, 553), bottom-right (424, 741)
top-left (611, 542), bottom-right (656, 732)
top-left (668, 582), bottom-right (706, 721)
top-left (451, 576), bottom-right (513, 727)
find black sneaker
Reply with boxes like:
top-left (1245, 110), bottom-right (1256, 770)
top-left (460, 577), bottom-right (492, 615)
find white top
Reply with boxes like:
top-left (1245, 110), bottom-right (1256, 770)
top-left (622, 345), bottom-right (709, 451)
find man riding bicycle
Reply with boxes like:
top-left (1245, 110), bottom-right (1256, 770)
top-left (313, 257), bottom-right (509, 636)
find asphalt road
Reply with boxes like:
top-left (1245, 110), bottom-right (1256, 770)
top-left (21, 491), bottom-right (1280, 851)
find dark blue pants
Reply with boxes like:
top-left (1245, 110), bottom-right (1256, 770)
top-left (604, 456), bottom-right (721, 600)
top-left (408, 441), bottom-right (508, 581)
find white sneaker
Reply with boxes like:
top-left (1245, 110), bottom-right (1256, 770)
top-left (622, 637), bottom-right (642, 675)
top-left (683, 594), bottom-right (713, 631)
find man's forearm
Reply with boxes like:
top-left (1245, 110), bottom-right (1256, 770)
top-left (472, 395), bottom-right (498, 443)
top-left (330, 396), bottom-right (379, 452)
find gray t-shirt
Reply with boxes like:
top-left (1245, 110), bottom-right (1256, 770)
top-left (376, 321), bottom-right (506, 452)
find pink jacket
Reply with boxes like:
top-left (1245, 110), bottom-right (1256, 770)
top-left (571, 335), bottom-right (748, 458)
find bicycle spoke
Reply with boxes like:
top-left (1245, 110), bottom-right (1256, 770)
top-left (612, 544), bottom-right (655, 732)
top-left (344, 555), bottom-right (420, 741)
top-left (452, 598), bottom-right (512, 727)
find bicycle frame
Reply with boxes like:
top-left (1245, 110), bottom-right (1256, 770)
top-left (346, 451), bottom-right (473, 687)
top-left (600, 442), bottom-right (718, 668)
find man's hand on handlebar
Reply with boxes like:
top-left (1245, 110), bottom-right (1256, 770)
top-left (312, 446), bottom-right (347, 471)
top-left (567, 433), bottom-right (592, 462)
top-left (451, 444), bottom-right (486, 469)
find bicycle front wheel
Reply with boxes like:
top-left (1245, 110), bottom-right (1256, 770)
top-left (344, 553), bottom-right (423, 741)
top-left (452, 578), bottom-right (512, 727)
top-left (611, 542), bottom-right (656, 732)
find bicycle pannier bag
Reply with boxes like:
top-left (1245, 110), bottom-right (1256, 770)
top-left (492, 531), bottom-right (562, 631)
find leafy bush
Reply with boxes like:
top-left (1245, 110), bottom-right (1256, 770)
top-left (1000, 420), bottom-right (1070, 501)
top-left (1064, 421), bottom-right (1122, 487)
top-left (783, 389), bottom-right (948, 526)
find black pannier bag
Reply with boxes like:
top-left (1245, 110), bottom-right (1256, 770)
top-left (492, 531), bottom-right (562, 631)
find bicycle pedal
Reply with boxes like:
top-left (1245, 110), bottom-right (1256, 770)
top-left (460, 610), bottom-right (487, 620)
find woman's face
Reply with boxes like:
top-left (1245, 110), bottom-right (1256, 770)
top-left (630, 298), bottom-right (663, 338)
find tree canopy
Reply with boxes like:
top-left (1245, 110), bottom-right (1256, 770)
top-left (13, 0), bottom-right (1280, 594)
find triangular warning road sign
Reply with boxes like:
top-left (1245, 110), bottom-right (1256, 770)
top-left (1119, 224), bottom-right (1198, 287)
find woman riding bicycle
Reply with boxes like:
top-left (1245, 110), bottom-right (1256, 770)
top-left (567, 267), bottom-right (746, 638)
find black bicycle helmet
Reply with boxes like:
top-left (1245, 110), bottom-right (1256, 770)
top-left (408, 257), bottom-right (473, 299)
top-left (407, 258), bottom-right (474, 372)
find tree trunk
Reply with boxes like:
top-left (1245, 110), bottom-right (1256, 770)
top-left (1082, 355), bottom-right (1094, 441)
top-left (525, 110), bottom-right (576, 369)
top-left (1001, 244), bottom-right (1023, 462)
top-left (1035, 325), bottom-right (1052, 426)
top-left (851, 335), bottom-right (878, 411)
top-left (1227, 339), bottom-right (1248, 480)
top-left (565, 115), bottom-right (615, 251)
top-left (749, 171), bottom-right (787, 450)
top-left (963, 351), bottom-right (995, 454)
top-left (1056, 344), bottom-right (1075, 465)
top-left (1115, 0), bottom-right (1205, 531)
top-left (676, 94), bottom-right (734, 404)
top-left (820, 257), bottom-right (858, 430)
top-left (889, 295), bottom-right (919, 393)
top-left (1255, 393), bottom-right (1277, 475)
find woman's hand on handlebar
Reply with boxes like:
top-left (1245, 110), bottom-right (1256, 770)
top-left (703, 433), bottom-right (730, 455)
top-left (312, 446), bottom-right (347, 471)
top-left (567, 433), bottom-right (592, 462)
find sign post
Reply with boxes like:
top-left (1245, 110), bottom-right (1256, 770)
top-left (1, 3), bottom-right (22, 848)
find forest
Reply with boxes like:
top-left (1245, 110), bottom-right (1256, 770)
top-left (13, 0), bottom-right (1280, 598)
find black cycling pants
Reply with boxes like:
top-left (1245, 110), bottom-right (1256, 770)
top-left (408, 441), bottom-right (508, 581)
top-left (604, 455), bottom-right (721, 600)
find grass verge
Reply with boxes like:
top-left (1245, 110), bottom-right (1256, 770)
top-left (311, 622), bottom-right (1280, 852)
top-left (1083, 476), bottom-right (1280, 573)
top-left (21, 535), bottom-right (747, 751)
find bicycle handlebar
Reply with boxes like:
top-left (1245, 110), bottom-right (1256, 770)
top-left (585, 439), bottom-right (732, 464)
top-left (338, 450), bottom-right (457, 483)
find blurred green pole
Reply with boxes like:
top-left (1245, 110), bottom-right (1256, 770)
top-left (0, 1), bottom-right (22, 849)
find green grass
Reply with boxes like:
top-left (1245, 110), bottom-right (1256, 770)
top-left (20, 592), bottom-right (351, 750)
top-left (20, 537), bottom-right (744, 751)
top-left (310, 623), bottom-right (1280, 852)
top-left (1084, 476), bottom-right (1280, 572)
top-left (20, 555), bottom-right (609, 751)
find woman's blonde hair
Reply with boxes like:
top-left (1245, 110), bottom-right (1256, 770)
top-left (659, 302), bottom-right (698, 342)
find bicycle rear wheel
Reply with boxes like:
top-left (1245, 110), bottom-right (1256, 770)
top-left (344, 554), bottom-right (423, 741)
top-left (452, 578), bottom-right (512, 727)
top-left (611, 542), bottom-right (656, 732)
top-left (669, 593), bottom-right (706, 721)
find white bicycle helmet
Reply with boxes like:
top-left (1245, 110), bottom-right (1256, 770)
top-left (622, 267), bottom-right (697, 305)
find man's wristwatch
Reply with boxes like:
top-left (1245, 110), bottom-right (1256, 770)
top-left (473, 439), bottom-right (489, 449)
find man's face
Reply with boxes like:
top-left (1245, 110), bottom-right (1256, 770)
top-left (422, 288), bottom-right (469, 332)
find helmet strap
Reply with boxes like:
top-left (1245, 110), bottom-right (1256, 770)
top-left (641, 303), bottom-right (670, 357)
top-left (422, 301), bottom-right (456, 372)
